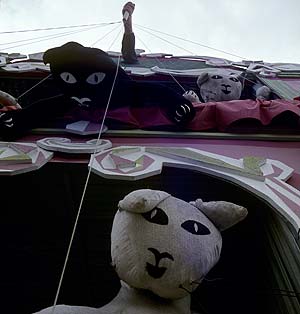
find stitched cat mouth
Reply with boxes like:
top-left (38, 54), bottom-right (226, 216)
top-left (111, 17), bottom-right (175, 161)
top-left (146, 248), bottom-right (174, 279)
top-left (222, 89), bottom-right (231, 95)
top-left (146, 263), bottom-right (168, 279)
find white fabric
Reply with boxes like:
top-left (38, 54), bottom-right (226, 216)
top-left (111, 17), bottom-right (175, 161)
top-left (35, 189), bottom-right (247, 314)
top-left (112, 190), bottom-right (223, 299)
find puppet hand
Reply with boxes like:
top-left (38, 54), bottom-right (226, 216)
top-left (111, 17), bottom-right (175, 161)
top-left (171, 102), bottom-right (195, 125)
top-left (256, 85), bottom-right (271, 100)
top-left (122, 2), bottom-right (135, 33)
top-left (0, 111), bottom-right (17, 139)
top-left (0, 90), bottom-right (21, 110)
top-left (122, 2), bottom-right (135, 18)
top-left (183, 90), bottom-right (200, 103)
top-left (0, 112), bottom-right (15, 128)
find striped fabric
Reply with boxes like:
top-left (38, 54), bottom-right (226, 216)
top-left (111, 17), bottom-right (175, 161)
top-left (259, 77), bottom-right (300, 100)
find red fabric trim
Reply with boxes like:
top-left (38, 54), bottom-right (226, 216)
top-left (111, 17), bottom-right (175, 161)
top-left (67, 99), bottom-right (300, 131)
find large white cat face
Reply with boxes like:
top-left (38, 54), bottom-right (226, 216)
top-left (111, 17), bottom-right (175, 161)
top-left (111, 190), bottom-right (222, 299)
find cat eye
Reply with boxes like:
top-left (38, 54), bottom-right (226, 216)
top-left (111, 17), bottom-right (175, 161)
top-left (229, 77), bottom-right (239, 82)
top-left (211, 75), bottom-right (222, 79)
top-left (181, 220), bottom-right (210, 235)
top-left (142, 207), bottom-right (168, 225)
top-left (86, 72), bottom-right (106, 85)
top-left (60, 72), bottom-right (77, 84)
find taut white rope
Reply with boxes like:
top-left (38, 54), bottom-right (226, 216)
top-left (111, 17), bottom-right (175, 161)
top-left (17, 74), bottom-right (52, 101)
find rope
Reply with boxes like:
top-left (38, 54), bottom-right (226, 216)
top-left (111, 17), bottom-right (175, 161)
top-left (16, 74), bottom-right (52, 100)
top-left (50, 54), bottom-right (122, 314)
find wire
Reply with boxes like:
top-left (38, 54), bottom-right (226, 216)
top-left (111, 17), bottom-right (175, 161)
top-left (90, 23), bottom-right (122, 48)
top-left (135, 23), bottom-right (247, 60)
top-left (135, 24), bottom-right (196, 56)
top-left (0, 23), bottom-right (118, 47)
top-left (1, 20), bottom-right (246, 60)
top-left (135, 32), bottom-right (187, 93)
top-left (1, 25), bottom-right (105, 51)
top-left (0, 21), bottom-right (120, 35)
top-left (135, 25), bottom-right (259, 88)
top-left (107, 26), bottom-right (123, 51)
top-left (135, 25), bottom-right (257, 90)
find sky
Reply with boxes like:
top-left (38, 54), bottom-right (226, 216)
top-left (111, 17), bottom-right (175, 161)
top-left (0, 0), bottom-right (299, 64)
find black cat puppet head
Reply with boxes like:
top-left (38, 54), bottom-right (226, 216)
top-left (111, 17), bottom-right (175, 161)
top-left (43, 41), bottom-right (195, 126)
top-left (43, 41), bottom-right (130, 108)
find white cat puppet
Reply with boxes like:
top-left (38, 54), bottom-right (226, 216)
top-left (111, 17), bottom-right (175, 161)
top-left (183, 70), bottom-right (270, 103)
top-left (34, 189), bottom-right (247, 314)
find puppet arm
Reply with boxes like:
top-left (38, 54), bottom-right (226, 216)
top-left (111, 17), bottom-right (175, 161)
top-left (0, 94), bottom-right (73, 140)
top-left (121, 2), bottom-right (138, 64)
top-left (0, 90), bottom-right (21, 111)
top-left (255, 85), bottom-right (271, 100)
top-left (183, 90), bottom-right (201, 103)
top-left (134, 81), bottom-right (196, 126)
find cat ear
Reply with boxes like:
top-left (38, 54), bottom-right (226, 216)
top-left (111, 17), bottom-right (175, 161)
top-left (43, 48), bottom-right (56, 65)
top-left (190, 199), bottom-right (248, 231)
top-left (43, 42), bottom-right (83, 64)
top-left (118, 189), bottom-right (170, 213)
top-left (197, 72), bottom-right (209, 87)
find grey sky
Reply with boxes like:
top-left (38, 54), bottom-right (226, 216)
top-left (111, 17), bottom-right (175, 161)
top-left (0, 0), bottom-right (299, 63)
